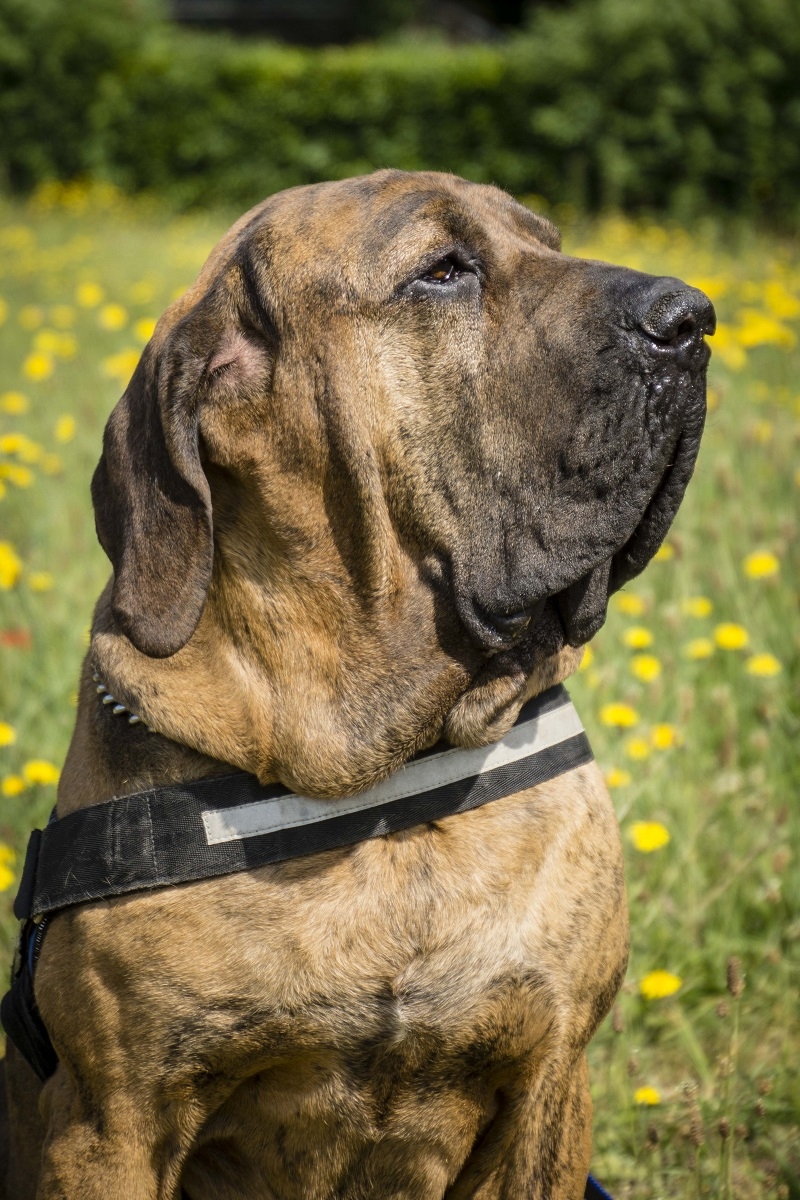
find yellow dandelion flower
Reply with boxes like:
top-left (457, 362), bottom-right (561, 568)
top-left (689, 276), bottom-right (727, 301)
top-left (684, 637), bottom-right (714, 660)
top-left (600, 702), bottom-right (639, 728)
top-left (22, 352), bottom-right (54, 382)
top-left (605, 767), bottom-right (632, 788)
top-left (712, 324), bottom-right (747, 371)
top-left (622, 626), bottom-right (653, 649)
top-left (0, 297), bottom-right (7, 325)
top-left (33, 329), bottom-right (61, 355)
top-left (28, 571), bottom-right (54, 592)
top-left (749, 419), bottom-right (773, 445)
top-left (0, 480), bottom-right (6, 500)
top-left (653, 543), bottom-right (674, 562)
top-left (2, 459), bottom-right (31, 482)
top-left (0, 722), bottom-right (17, 746)
top-left (102, 349), bottom-right (140, 385)
top-left (18, 305), bottom-right (44, 331)
top-left (579, 644), bottom-right (595, 671)
top-left (0, 462), bottom-right (34, 488)
top-left (0, 860), bottom-right (14, 892)
top-left (640, 970), bottom-right (682, 1000)
top-left (715, 623), bottom-right (749, 651)
top-left (743, 550), bottom-right (779, 579)
top-left (651, 724), bottom-right (680, 750)
top-left (1, 776), bottom-right (25, 797)
top-left (631, 655), bottom-right (662, 683)
top-left (22, 760), bottom-right (60, 786)
top-left (39, 453), bottom-right (62, 476)
top-left (634, 1086), bottom-right (662, 1106)
top-left (736, 309), bottom-right (795, 350)
top-left (18, 437), bottom-right (41, 465)
top-left (76, 281), bottom-right (104, 308)
top-left (0, 391), bottom-right (29, 415)
top-left (625, 736), bottom-right (651, 760)
top-left (134, 316), bottom-right (157, 343)
top-left (629, 820), bottom-right (670, 852)
top-left (613, 593), bottom-right (647, 617)
top-left (50, 304), bottom-right (76, 329)
top-left (746, 653), bottom-right (782, 677)
top-left (98, 303), bottom-right (128, 331)
top-left (0, 433), bottom-right (38, 461)
top-left (54, 415), bottom-right (76, 443)
top-left (763, 281), bottom-right (800, 320)
top-left (681, 596), bottom-right (713, 618)
top-left (0, 542), bottom-right (23, 589)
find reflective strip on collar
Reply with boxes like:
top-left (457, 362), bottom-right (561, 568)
top-left (202, 695), bottom-right (584, 845)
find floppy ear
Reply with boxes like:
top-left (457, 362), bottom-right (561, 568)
top-left (91, 333), bottom-right (213, 659)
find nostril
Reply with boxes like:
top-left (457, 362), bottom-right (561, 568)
top-left (636, 282), bottom-right (715, 349)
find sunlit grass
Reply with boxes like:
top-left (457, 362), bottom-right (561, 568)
top-left (1, 183), bottom-right (798, 1197)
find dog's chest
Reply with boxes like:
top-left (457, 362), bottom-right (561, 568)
top-left (55, 786), bottom-right (583, 1074)
top-left (174, 806), bottom-right (566, 1189)
top-left (38, 767), bottom-right (624, 1196)
top-left (216, 816), bottom-right (560, 1079)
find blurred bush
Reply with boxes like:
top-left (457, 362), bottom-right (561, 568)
top-left (1, 0), bottom-right (799, 221)
top-left (0, 0), bottom-right (161, 189)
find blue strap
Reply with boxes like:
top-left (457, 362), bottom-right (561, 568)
top-left (586, 1175), bottom-right (614, 1199)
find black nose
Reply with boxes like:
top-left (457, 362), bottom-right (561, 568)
top-left (635, 279), bottom-right (716, 351)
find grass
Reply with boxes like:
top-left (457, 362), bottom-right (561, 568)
top-left (1, 184), bottom-right (798, 1197)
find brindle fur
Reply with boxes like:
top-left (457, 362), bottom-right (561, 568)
top-left (3, 170), bottom-right (711, 1198)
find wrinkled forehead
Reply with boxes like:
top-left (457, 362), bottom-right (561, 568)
top-left (161, 172), bottom-right (561, 340)
top-left (242, 171), bottom-right (560, 291)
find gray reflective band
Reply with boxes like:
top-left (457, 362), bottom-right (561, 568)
top-left (202, 696), bottom-right (585, 845)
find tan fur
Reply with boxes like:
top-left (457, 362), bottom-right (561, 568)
top-left (5, 172), bottom-right (644, 1198)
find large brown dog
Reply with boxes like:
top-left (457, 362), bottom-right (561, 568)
top-left (3, 171), bottom-right (713, 1199)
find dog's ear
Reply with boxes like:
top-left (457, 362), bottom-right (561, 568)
top-left (91, 328), bottom-right (213, 659)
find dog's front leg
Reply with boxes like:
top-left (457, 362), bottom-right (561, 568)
top-left (445, 1053), bottom-right (592, 1200)
top-left (36, 1067), bottom-right (193, 1200)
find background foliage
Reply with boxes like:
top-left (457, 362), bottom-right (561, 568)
top-left (1, 0), bottom-right (799, 220)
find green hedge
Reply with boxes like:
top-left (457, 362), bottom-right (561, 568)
top-left (1, 0), bottom-right (799, 221)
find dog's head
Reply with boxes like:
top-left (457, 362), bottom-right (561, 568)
top-left (93, 171), bottom-right (712, 767)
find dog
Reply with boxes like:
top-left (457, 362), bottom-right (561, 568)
top-left (2, 170), bottom-right (713, 1199)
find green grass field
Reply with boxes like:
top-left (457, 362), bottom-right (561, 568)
top-left (1, 184), bottom-right (798, 1197)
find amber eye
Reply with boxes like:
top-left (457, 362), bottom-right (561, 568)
top-left (423, 256), bottom-right (462, 284)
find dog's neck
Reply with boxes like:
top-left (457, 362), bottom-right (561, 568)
top-left (58, 565), bottom-right (582, 819)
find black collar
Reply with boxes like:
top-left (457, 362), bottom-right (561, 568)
top-left (14, 684), bottom-right (591, 922)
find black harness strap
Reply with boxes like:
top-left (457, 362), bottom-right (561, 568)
top-left (0, 917), bottom-right (57, 1082)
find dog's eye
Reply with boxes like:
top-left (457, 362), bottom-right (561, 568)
top-left (421, 256), bottom-right (467, 284)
